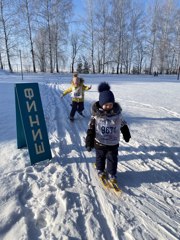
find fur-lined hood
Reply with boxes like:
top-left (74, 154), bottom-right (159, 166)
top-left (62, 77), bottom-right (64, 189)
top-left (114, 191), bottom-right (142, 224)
top-left (91, 101), bottom-right (122, 117)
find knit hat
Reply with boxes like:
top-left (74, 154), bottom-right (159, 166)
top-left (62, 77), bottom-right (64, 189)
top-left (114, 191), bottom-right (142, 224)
top-left (98, 82), bottom-right (115, 107)
top-left (73, 72), bottom-right (78, 77)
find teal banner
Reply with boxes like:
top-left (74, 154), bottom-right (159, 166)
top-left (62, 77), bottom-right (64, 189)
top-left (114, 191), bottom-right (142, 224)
top-left (15, 83), bottom-right (52, 165)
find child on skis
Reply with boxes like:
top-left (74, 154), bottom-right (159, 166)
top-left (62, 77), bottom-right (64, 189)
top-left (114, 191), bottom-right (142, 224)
top-left (85, 82), bottom-right (131, 183)
top-left (61, 72), bottom-right (91, 121)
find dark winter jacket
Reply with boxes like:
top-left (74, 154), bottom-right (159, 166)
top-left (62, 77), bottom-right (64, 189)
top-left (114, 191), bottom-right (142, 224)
top-left (85, 101), bottom-right (131, 150)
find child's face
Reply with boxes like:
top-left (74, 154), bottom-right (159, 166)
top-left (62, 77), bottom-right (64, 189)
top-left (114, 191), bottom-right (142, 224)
top-left (102, 102), bottom-right (113, 111)
top-left (73, 77), bottom-right (79, 86)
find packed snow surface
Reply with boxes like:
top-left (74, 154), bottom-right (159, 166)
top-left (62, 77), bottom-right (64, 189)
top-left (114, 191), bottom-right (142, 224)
top-left (0, 71), bottom-right (179, 240)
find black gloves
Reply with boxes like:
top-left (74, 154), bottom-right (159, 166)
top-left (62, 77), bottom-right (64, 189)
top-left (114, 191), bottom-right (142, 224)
top-left (121, 125), bottom-right (131, 142)
top-left (85, 128), bottom-right (95, 152)
top-left (86, 146), bottom-right (92, 152)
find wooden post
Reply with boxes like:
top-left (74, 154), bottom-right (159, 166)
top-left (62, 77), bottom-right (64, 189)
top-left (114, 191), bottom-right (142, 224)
top-left (19, 50), bottom-right (23, 80)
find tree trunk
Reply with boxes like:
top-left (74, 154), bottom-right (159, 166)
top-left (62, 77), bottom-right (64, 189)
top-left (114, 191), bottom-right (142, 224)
top-left (25, 0), bottom-right (36, 72)
top-left (0, 53), bottom-right (3, 69)
top-left (0, 1), bottom-right (13, 72)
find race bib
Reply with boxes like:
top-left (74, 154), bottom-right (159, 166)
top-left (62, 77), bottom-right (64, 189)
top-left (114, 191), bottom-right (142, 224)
top-left (71, 87), bottom-right (83, 98)
top-left (95, 115), bottom-right (121, 145)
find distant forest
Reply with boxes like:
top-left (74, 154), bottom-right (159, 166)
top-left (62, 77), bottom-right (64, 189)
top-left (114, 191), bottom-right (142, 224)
top-left (0, 0), bottom-right (180, 74)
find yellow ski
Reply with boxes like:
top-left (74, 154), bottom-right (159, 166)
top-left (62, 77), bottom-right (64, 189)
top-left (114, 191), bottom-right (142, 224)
top-left (93, 163), bottom-right (122, 194)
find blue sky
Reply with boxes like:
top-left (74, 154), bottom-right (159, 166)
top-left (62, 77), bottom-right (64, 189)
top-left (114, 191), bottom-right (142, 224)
top-left (71, 0), bottom-right (146, 30)
top-left (72, 0), bottom-right (180, 14)
top-left (72, 0), bottom-right (85, 16)
top-left (72, 0), bottom-right (147, 21)
top-left (71, 0), bottom-right (180, 30)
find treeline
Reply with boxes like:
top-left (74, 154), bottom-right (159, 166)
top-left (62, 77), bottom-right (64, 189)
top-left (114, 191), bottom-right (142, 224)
top-left (0, 0), bottom-right (180, 74)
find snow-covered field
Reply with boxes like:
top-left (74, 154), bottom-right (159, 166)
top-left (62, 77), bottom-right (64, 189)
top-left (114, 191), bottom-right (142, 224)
top-left (0, 70), bottom-right (179, 240)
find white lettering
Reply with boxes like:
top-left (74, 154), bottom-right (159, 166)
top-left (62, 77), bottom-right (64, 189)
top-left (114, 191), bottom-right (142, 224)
top-left (35, 142), bottom-right (45, 154)
top-left (29, 115), bottom-right (40, 127)
top-left (26, 100), bottom-right (37, 113)
top-left (32, 129), bottom-right (42, 141)
top-left (24, 88), bottom-right (34, 100)
top-left (23, 86), bottom-right (49, 158)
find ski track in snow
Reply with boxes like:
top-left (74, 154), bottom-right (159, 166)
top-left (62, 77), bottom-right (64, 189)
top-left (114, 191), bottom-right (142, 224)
top-left (31, 81), bottom-right (179, 240)
top-left (1, 76), bottom-right (179, 240)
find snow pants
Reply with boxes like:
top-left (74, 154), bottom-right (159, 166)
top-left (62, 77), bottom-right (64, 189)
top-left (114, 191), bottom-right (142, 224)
top-left (95, 147), bottom-right (118, 176)
top-left (70, 101), bottom-right (84, 118)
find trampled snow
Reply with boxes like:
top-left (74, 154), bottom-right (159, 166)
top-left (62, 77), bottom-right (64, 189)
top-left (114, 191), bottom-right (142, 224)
top-left (0, 71), bottom-right (179, 240)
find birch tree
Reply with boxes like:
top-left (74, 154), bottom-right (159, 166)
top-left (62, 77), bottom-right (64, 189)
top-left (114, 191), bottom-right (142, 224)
top-left (147, 1), bottom-right (160, 74)
top-left (82, 0), bottom-right (96, 73)
top-left (173, 8), bottom-right (180, 73)
top-left (0, 32), bottom-right (3, 68)
top-left (52, 0), bottom-right (72, 73)
top-left (18, 0), bottom-right (38, 72)
top-left (110, 0), bottom-right (131, 74)
top-left (156, 0), bottom-right (176, 73)
top-left (0, 0), bottom-right (18, 72)
top-left (35, 28), bottom-right (48, 72)
top-left (0, 52), bottom-right (3, 69)
top-left (132, 4), bottom-right (147, 74)
top-left (37, 0), bottom-right (72, 73)
top-left (127, 2), bottom-right (145, 73)
top-left (70, 33), bottom-right (82, 73)
top-left (133, 37), bottom-right (146, 73)
top-left (95, 0), bottom-right (111, 74)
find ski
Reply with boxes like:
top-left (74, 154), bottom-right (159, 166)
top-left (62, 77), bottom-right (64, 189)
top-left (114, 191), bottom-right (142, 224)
top-left (108, 179), bottom-right (122, 193)
top-left (93, 163), bottom-right (122, 195)
top-left (98, 174), bottom-right (110, 188)
top-left (93, 163), bottom-right (109, 190)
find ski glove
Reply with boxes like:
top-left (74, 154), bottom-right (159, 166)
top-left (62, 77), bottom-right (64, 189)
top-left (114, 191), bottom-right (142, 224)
top-left (121, 125), bottom-right (131, 142)
top-left (85, 128), bottom-right (95, 148)
top-left (86, 146), bottom-right (92, 152)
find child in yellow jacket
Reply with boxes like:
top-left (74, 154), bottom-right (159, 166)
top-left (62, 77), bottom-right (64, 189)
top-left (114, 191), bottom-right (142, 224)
top-left (62, 73), bottom-right (91, 121)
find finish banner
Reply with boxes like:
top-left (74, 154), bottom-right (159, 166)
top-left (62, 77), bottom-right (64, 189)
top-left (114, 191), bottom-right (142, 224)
top-left (15, 83), bottom-right (52, 165)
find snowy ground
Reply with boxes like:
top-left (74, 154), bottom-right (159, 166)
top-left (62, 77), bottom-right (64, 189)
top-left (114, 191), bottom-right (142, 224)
top-left (0, 70), bottom-right (179, 240)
